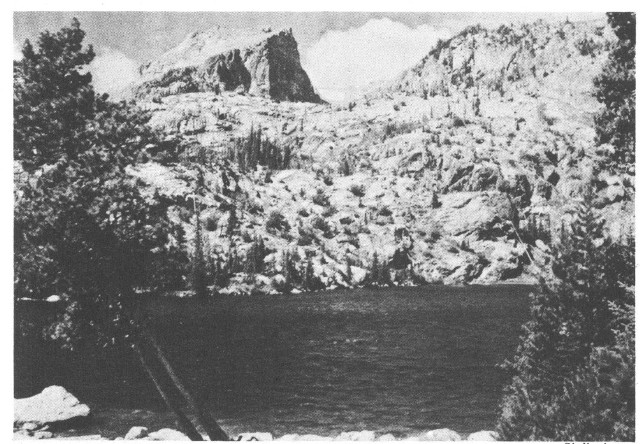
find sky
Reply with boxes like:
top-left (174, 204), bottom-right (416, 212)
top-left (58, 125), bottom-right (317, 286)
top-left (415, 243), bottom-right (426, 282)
top-left (14, 12), bottom-right (605, 102)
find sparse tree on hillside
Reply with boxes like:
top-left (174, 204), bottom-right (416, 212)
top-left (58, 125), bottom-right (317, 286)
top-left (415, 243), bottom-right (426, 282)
top-left (228, 126), bottom-right (293, 172)
top-left (368, 251), bottom-right (380, 285)
top-left (226, 207), bottom-right (238, 236)
top-left (191, 200), bottom-right (207, 298)
top-left (345, 256), bottom-right (353, 284)
top-left (244, 236), bottom-right (266, 275)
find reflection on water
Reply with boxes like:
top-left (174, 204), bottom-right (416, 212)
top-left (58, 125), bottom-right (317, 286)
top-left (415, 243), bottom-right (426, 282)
top-left (16, 285), bottom-right (531, 438)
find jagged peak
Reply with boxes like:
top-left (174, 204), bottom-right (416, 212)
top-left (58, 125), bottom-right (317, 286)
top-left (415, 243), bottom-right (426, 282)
top-left (140, 26), bottom-right (294, 77)
top-left (135, 26), bottom-right (320, 103)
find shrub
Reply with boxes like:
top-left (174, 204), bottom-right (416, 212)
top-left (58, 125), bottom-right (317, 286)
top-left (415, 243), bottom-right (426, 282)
top-left (382, 121), bottom-right (418, 140)
top-left (337, 157), bottom-right (352, 176)
top-left (349, 184), bottom-right (366, 197)
top-left (378, 206), bottom-right (393, 217)
top-left (297, 229), bottom-right (314, 246)
top-left (575, 35), bottom-right (601, 57)
top-left (265, 211), bottom-right (290, 234)
top-left (204, 215), bottom-right (218, 231)
top-left (312, 188), bottom-right (330, 207)
top-left (311, 216), bottom-right (333, 238)
top-left (451, 115), bottom-right (466, 127)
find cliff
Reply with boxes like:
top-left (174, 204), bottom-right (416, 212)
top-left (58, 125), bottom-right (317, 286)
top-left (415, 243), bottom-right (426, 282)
top-left (135, 27), bottom-right (322, 103)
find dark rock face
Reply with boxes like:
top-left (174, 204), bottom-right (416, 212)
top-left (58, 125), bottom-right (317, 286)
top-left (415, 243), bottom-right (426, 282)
top-left (137, 30), bottom-right (322, 103)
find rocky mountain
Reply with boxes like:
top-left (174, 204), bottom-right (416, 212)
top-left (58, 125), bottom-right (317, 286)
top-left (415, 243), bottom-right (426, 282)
top-left (129, 18), bottom-right (633, 294)
top-left (135, 27), bottom-right (322, 103)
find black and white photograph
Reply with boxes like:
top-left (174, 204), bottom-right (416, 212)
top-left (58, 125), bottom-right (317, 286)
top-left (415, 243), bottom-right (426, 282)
top-left (11, 6), bottom-right (636, 442)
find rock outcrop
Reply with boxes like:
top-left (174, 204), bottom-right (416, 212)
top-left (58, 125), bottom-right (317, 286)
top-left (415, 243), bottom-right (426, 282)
top-left (136, 27), bottom-right (322, 103)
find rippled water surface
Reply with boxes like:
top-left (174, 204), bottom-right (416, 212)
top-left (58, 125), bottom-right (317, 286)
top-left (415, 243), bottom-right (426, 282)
top-left (16, 285), bottom-right (532, 438)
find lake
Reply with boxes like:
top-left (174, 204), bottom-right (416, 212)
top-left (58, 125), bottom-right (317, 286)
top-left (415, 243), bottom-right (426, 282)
top-left (15, 285), bottom-right (532, 439)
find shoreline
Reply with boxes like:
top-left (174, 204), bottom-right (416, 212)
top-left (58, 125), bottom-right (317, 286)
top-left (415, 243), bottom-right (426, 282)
top-left (15, 388), bottom-right (499, 441)
top-left (160, 277), bottom-right (537, 299)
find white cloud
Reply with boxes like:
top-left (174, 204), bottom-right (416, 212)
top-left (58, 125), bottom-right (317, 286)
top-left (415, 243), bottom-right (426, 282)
top-left (90, 47), bottom-right (140, 99)
top-left (304, 18), bottom-right (451, 103)
top-left (14, 41), bottom-right (24, 60)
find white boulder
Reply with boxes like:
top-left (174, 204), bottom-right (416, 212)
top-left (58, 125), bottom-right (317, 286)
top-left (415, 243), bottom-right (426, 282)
top-left (146, 428), bottom-right (190, 441)
top-left (277, 434), bottom-right (333, 441)
top-left (14, 386), bottom-right (90, 427)
top-left (337, 430), bottom-right (376, 441)
top-left (413, 428), bottom-right (462, 441)
top-left (466, 431), bottom-right (498, 441)
top-left (124, 426), bottom-right (149, 440)
top-left (237, 432), bottom-right (274, 441)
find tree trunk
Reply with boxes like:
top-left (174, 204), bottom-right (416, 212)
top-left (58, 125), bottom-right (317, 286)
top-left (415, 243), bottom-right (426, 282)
top-left (142, 331), bottom-right (230, 441)
top-left (132, 343), bottom-right (204, 441)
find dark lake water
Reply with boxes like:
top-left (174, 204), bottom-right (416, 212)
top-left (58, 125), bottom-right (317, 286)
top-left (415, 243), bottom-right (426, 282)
top-left (15, 285), bottom-right (532, 438)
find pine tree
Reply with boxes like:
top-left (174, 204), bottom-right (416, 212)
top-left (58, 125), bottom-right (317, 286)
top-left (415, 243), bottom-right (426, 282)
top-left (431, 190), bottom-right (442, 208)
top-left (369, 251), bottom-right (380, 285)
top-left (14, 18), bottom-right (96, 171)
top-left (191, 200), bottom-right (207, 298)
top-left (498, 193), bottom-right (635, 440)
top-left (379, 257), bottom-right (392, 286)
top-left (282, 250), bottom-right (291, 290)
top-left (244, 236), bottom-right (266, 275)
top-left (345, 256), bottom-right (353, 284)
top-left (227, 208), bottom-right (238, 236)
top-left (13, 19), bottom-right (187, 347)
top-left (304, 258), bottom-right (315, 291)
top-left (593, 12), bottom-right (636, 169)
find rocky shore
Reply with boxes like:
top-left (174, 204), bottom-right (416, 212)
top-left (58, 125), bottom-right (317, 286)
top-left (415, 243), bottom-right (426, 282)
top-left (15, 387), bottom-right (498, 441)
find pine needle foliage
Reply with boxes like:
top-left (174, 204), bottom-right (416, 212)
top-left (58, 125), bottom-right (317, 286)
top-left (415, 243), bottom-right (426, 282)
top-left (497, 194), bottom-right (635, 441)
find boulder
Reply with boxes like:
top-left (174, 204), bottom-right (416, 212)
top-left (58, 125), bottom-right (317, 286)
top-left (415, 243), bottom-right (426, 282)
top-left (337, 430), bottom-right (376, 441)
top-left (466, 431), bottom-right (498, 441)
top-left (33, 430), bottom-right (54, 439)
top-left (14, 386), bottom-right (90, 428)
top-left (146, 428), bottom-right (190, 441)
top-left (21, 422), bottom-right (40, 431)
top-left (125, 426), bottom-right (149, 440)
top-left (377, 433), bottom-right (397, 441)
top-left (237, 432), bottom-right (274, 441)
top-left (413, 428), bottom-right (462, 441)
top-left (277, 434), bottom-right (333, 441)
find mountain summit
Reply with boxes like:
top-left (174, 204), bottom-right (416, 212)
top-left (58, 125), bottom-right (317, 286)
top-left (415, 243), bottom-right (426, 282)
top-left (136, 26), bottom-right (322, 103)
